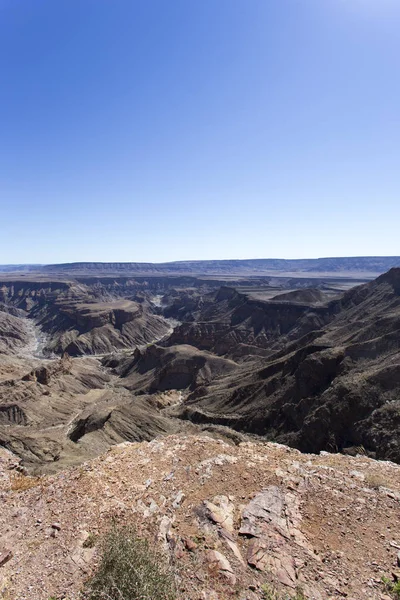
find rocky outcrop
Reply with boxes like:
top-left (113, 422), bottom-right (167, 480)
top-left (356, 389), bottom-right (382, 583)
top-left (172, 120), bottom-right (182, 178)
top-left (0, 404), bottom-right (27, 425)
top-left (67, 391), bottom-right (181, 445)
top-left (2, 268), bottom-right (400, 474)
top-left (52, 303), bottom-right (170, 356)
top-left (0, 356), bottom-right (113, 469)
top-left (269, 288), bottom-right (329, 304)
top-left (103, 344), bottom-right (238, 393)
top-left (164, 285), bottom-right (338, 358)
top-left (1, 434), bottom-right (400, 599)
top-left (0, 280), bottom-right (172, 356)
top-left (176, 269), bottom-right (400, 463)
top-left (0, 311), bottom-right (31, 355)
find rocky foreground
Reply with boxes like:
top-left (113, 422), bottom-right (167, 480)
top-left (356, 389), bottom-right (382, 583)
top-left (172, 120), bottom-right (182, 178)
top-left (1, 434), bottom-right (400, 600)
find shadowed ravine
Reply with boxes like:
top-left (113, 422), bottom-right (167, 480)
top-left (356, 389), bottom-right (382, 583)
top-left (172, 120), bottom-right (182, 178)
top-left (1, 270), bottom-right (400, 473)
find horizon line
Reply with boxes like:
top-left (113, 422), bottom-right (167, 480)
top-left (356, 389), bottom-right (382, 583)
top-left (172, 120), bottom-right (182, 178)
top-left (1, 255), bottom-right (400, 267)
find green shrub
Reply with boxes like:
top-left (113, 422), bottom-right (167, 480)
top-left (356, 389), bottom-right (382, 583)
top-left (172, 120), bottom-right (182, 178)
top-left (83, 524), bottom-right (176, 600)
top-left (393, 581), bottom-right (400, 599)
top-left (382, 576), bottom-right (400, 599)
top-left (261, 584), bottom-right (280, 600)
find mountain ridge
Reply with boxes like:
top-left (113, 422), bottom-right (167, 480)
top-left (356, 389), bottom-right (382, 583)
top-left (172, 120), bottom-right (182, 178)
top-left (1, 256), bottom-right (400, 277)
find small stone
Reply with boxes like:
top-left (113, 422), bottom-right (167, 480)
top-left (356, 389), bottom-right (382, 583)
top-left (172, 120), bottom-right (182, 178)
top-left (206, 550), bottom-right (235, 584)
top-left (204, 495), bottom-right (235, 533)
top-left (184, 537), bottom-right (198, 552)
top-left (0, 550), bottom-right (12, 567)
top-left (51, 523), bottom-right (61, 530)
top-left (172, 491), bottom-right (185, 509)
top-left (175, 547), bottom-right (185, 560)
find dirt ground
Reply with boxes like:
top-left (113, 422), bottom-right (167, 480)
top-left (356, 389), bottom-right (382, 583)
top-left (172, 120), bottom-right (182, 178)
top-left (1, 434), bottom-right (400, 600)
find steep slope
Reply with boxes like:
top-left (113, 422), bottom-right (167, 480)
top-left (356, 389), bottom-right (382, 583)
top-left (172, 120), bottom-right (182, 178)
top-left (269, 288), bottom-right (329, 304)
top-left (0, 279), bottom-right (171, 356)
top-left (1, 269), bottom-right (400, 471)
top-left (0, 355), bottom-right (184, 472)
top-left (0, 309), bottom-right (31, 355)
top-left (104, 343), bottom-right (238, 393)
top-left (176, 269), bottom-right (400, 462)
top-left (37, 298), bottom-right (171, 356)
top-left (165, 286), bottom-right (336, 359)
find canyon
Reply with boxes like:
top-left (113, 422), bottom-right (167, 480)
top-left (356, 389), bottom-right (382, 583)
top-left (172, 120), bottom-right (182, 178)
top-left (0, 259), bottom-right (400, 599)
top-left (0, 262), bottom-right (400, 469)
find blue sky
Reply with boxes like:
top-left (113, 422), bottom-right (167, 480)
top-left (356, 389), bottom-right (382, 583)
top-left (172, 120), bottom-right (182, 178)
top-left (1, 0), bottom-right (399, 263)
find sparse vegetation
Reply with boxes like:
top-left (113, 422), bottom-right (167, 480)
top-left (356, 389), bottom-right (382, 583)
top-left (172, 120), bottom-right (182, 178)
top-left (261, 583), bottom-right (306, 600)
top-left (365, 472), bottom-right (386, 490)
top-left (9, 472), bottom-right (40, 492)
top-left (382, 575), bottom-right (400, 599)
top-left (394, 582), bottom-right (400, 599)
top-left (261, 583), bottom-right (280, 600)
top-left (354, 445), bottom-right (367, 456)
top-left (82, 524), bottom-right (176, 600)
top-left (82, 532), bottom-right (97, 548)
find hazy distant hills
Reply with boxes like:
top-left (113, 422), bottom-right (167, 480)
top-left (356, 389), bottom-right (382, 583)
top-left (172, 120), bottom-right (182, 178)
top-left (1, 256), bottom-right (400, 277)
top-left (0, 264), bottom-right (41, 272)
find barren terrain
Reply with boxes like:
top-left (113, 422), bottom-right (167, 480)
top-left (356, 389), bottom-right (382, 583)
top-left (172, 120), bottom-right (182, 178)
top-left (1, 434), bottom-right (400, 600)
top-left (0, 261), bottom-right (399, 599)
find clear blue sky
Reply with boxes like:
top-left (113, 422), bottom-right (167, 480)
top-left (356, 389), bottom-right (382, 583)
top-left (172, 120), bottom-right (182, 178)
top-left (1, 0), bottom-right (399, 264)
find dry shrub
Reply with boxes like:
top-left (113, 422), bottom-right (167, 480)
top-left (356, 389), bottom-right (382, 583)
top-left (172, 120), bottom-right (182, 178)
top-left (9, 472), bottom-right (40, 492)
top-left (365, 472), bottom-right (386, 490)
top-left (261, 584), bottom-right (307, 600)
top-left (83, 523), bottom-right (176, 600)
